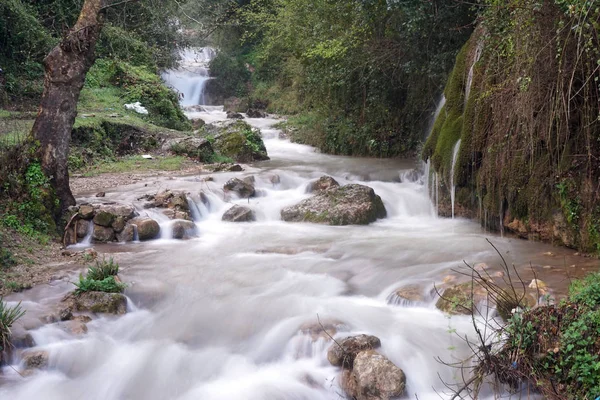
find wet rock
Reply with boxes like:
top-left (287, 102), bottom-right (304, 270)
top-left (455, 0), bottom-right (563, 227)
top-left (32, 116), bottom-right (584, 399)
top-left (162, 209), bottom-right (191, 220)
top-left (76, 219), bottom-right (91, 238)
top-left (22, 350), bottom-right (49, 370)
top-left (435, 282), bottom-right (488, 315)
top-left (59, 307), bottom-right (73, 321)
top-left (95, 191), bottom-right (106, 197)
top-left (131, 218), bottom-right (160, 241)
top-left (117, 224), bottom-right (135, 242)
top-left (281, 184), bottom-right (386, 225)
top-left (246, 108), bottom-right (267, 118)
top-left (392, 285), bottom-right (425, 304)
top-left (64, 292), bottom-right (127, 314)
top-left (229, 164), bottom-right (243, 172)
top-left (163, 137), bottom-right (214, 162)
top-left (93, 210), bottom-right (114, 227)
top-left (327, 334), bottom-right (381, 368)
top-left (98, 204), bottom-right (137, 219)
top-left (10, 326), bottom-right (36, 348)
top-left (270, 175), bottom-right (281, 185)
top-left (300, 319), bottom-right (346, 342)
top-left (92, 225), bottom-right (115, 242)
top-left (307, 176), bottom-right (339, 193)
top-left (58, 320), bottom-right (88, 335)
top-left (224, 96), bottom-right (248, 113)
top-left (112, 216), bottom-right (127, 233)
top-left (226, 111), bottom-right (244, 119)
top-left (222, 205), bottom-right (256, 222)
top-left (79, 205), bottom-right (95, 219)
top-left (342, 350), bottom-right (406, 400)
top-left (223, 178), bottom-right (256, 198)
top-left (528, 279), bottom-right (547, 291)
top-left (172, 220), bottom-right (196, 239)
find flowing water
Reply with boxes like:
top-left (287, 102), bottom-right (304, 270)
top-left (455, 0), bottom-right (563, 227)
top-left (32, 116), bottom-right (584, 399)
top-left (1, 109), bottom-right (598, 399)
top-left (450, 139), bottom-right (461, 220)
top-left (162, 48), bottom-right (215, 106)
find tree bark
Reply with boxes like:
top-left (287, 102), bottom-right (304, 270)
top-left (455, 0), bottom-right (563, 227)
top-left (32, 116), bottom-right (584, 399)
top-left (30, 0), bottom-right (106, 214)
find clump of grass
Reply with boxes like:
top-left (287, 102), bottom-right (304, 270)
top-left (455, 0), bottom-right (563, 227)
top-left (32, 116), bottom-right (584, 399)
top-left (74, 258), bottom-right (126, 294)
top-left (0, 299), bottom-right (25, 354)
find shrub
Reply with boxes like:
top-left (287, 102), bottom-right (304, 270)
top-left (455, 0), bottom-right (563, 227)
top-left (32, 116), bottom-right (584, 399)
top-left (74, 258), bottom-right (126, 294)
top-left (0, 299), bottom-right (25, 354)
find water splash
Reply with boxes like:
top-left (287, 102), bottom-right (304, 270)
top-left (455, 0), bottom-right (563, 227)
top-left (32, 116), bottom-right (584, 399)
top-left (450, 139), bottom-right (462, 219)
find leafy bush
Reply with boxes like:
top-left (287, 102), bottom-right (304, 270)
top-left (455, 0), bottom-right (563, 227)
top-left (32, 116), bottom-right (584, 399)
top-left (74, 258), bottom-right (126, 294)
top-left (0, 298), bottom-right (25, 353)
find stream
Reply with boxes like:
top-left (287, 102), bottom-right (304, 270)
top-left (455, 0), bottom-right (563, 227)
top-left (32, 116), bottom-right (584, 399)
top-left (1, 58), bottom-right (598, 399)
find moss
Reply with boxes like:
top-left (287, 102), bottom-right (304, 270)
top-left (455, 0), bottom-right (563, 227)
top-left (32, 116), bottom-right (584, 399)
top-left (210, 121), bottom-right (269, 163)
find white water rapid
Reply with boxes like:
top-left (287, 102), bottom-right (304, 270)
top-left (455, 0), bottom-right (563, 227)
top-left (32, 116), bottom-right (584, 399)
top-left (2, 108), bottom-right (587, 400)
top-left (162, 48), bottom-right (215, 106)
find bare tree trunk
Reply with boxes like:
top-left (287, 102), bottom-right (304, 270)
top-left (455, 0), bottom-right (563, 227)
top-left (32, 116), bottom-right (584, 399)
top-left (30, 0), bottom-right (106, 214)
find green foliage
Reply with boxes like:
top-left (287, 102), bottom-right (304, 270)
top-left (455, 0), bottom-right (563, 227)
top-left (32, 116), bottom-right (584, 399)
top-left (74, 258), bottom-right (126, 294)
top-left (500, 273), bottom-right (600, 397)
top-left (209, 52), bottom-right (252, 98)
top-left (0, 298), bottom-right (25, 353)
top-left (198, 0), bottom-right (473, 157)
top-left (110, 61), bottom-right (191, 131)
top-left (557, 179), bottom-right (582, 228)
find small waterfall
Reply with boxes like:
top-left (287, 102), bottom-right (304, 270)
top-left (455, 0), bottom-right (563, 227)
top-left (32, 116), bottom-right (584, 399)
top-left (187, 196), bottom-right (203, 222)
top-left (424, 159), bottom-right (431, 199)
top-left (81, 221), bottom-right (94, 245)
top-left (434, 172), bottom-right (439, 216)
top-left (132, 224), bottom-right (139, 243)
top-left (450, 139), bottom-right (462, 219)
top-left (465, 41), bottom-right (484, 105)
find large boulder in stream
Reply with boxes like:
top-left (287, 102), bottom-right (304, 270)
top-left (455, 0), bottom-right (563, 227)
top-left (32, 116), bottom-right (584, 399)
top-left (210, 120), bottom-right (269, 163)
top-left (327, 334), bottom-right (381, 368)
top-left (222, 205), bottom-right (256, 222)
top-left (282, 183), bottom-right (386, 225)
top-left (342, 350), bottom-right (406, 400)
top-left (131, 218), bottom-right (160, 241)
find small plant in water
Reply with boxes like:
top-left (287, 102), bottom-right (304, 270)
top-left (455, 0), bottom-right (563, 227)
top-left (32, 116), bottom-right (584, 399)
top-left (74, 257), bottom-right (126, 294)
top-left (0, 299), bottom-right (26, 354)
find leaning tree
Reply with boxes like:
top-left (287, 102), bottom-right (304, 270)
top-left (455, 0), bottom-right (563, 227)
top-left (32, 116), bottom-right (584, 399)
top-left (29, 0), bottom-right (108, 213)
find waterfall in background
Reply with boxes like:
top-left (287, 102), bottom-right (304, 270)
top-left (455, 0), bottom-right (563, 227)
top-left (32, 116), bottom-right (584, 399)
top-left (162, 48), bottom-right (216, 106)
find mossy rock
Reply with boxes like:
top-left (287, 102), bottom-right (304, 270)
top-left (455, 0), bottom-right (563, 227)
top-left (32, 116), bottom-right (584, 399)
top-left (436, 282), bottom-right (488, 315)
top-left (281, 183), bottom-right (386, 225)
top-left (210, 121), bottom-right (269, 163)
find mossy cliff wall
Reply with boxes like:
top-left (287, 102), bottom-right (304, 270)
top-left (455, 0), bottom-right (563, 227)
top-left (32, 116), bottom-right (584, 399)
top-left (423, 1), bottom-right (600, 253)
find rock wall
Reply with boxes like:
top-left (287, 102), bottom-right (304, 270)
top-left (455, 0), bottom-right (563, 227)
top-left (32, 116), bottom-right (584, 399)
top-left (423, 2), bottom-right (600, 253)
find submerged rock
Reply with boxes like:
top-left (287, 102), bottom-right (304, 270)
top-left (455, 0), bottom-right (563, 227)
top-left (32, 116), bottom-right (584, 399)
top-left (223, 178), bottom-right (256, 198)
top-left (222, 205), bottom-right (256, 222)
top-left (171, 220), bottom-right (196, 239)
top-left (435, 282), bottom-right (489, 315)
top-left (327, 334), bottom-right (381, 368)
top-left (392, 285), bottom-right (426, 304)
top-left (342, 350), bottom-right (406, 400)
top-left (299, 319), bottom-right (346, 342)
top-left (22, 350), bottom-right (49, 371)
top-left (281, 184), bottom-right (386, 225)
top-left (306, 176), bottom-right (339, 193)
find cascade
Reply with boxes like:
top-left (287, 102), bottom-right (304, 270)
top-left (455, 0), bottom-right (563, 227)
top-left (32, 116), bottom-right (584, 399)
top-left (162, 48), bottom-right (216, 106)
top-left (79, 221), bottom-right (94, 246)
top-left (450, 139), bottom-right (461, 219)
top-left (465, 41), bottom-right (484, 105)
